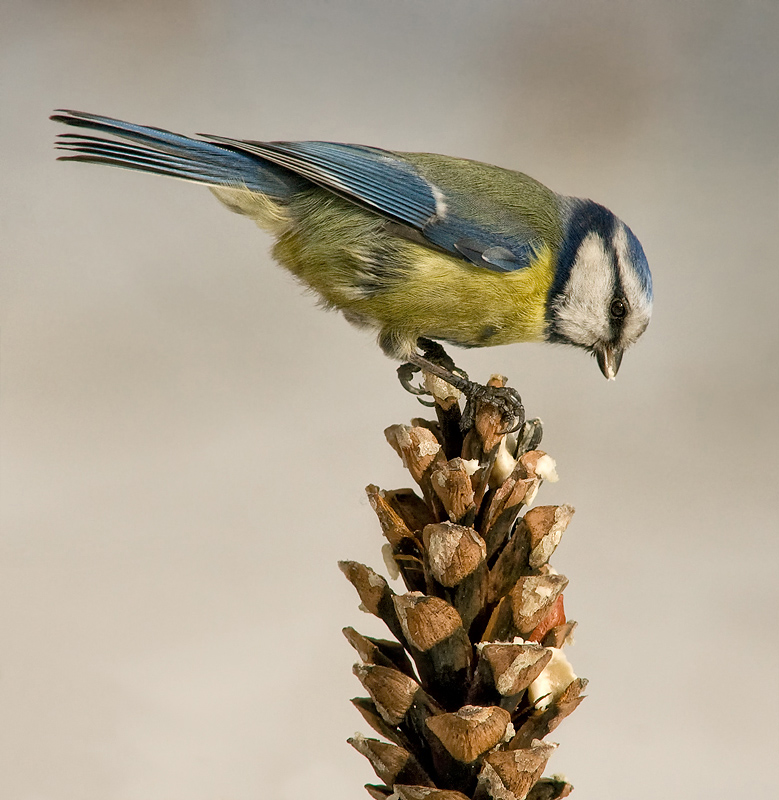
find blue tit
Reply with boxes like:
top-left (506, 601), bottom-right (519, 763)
top-left (51, 110), bottom-right (652, 387)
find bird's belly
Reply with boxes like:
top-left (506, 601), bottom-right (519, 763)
top-left (351, 242), bottom-right (555, 350)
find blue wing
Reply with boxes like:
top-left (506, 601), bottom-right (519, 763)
top-left (214, 138), bottom-right (538, 272)
top-left (213, 139), bottom-right (438, 230)
top-left (53, 111), bottom-right (539, 272)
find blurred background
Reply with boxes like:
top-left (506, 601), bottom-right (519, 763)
top-left (1, 1), bottom-right (777, 798)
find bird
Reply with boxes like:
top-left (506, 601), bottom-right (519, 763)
top-left (51, 110), bottom-right (652, 420)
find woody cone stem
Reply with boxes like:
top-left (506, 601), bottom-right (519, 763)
top-left (341, 376), bottom-right (583, 800)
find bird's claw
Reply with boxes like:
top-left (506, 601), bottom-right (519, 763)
top-left (397, 362), bottom-right (428, 396)
top-left (397, 362), bottom-right (440, 406)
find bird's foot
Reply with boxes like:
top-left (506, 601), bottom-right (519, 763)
top-left (397, 340), bottom-right (524, 434)
top-left (460, 383), bottom-right (525, 434)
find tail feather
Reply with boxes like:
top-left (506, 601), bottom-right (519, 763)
top-left (51, 110), bottom-right (303, 199)
top-left (56, 135), bottom-right (232, 184)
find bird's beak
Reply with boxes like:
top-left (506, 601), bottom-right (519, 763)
top-left (596, 345), bottom-right (624, 381)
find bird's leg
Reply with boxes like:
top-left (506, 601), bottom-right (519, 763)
top-left (398, 339), bottom-right (525, 433)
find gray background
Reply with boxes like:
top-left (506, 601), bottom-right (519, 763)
top-left (1, 1), bottom-right (777, 798)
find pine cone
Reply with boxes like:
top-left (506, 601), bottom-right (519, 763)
top-left (341, 376), bottom-right (584, 800)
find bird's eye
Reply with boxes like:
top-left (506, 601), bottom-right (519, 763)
top-left (610, 298), bottom-right (628, 319)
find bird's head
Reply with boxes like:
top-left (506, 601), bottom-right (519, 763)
top-left (546, 199), bottom-right (652, 379)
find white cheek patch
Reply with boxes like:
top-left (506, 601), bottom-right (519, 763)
top-left (554, 232), bottom-right (614, 347)
top-left (614, 226), bottom-right (653, 345)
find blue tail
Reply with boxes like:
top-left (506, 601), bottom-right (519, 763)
top-left (51, 110), bottom-right (304, 199)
